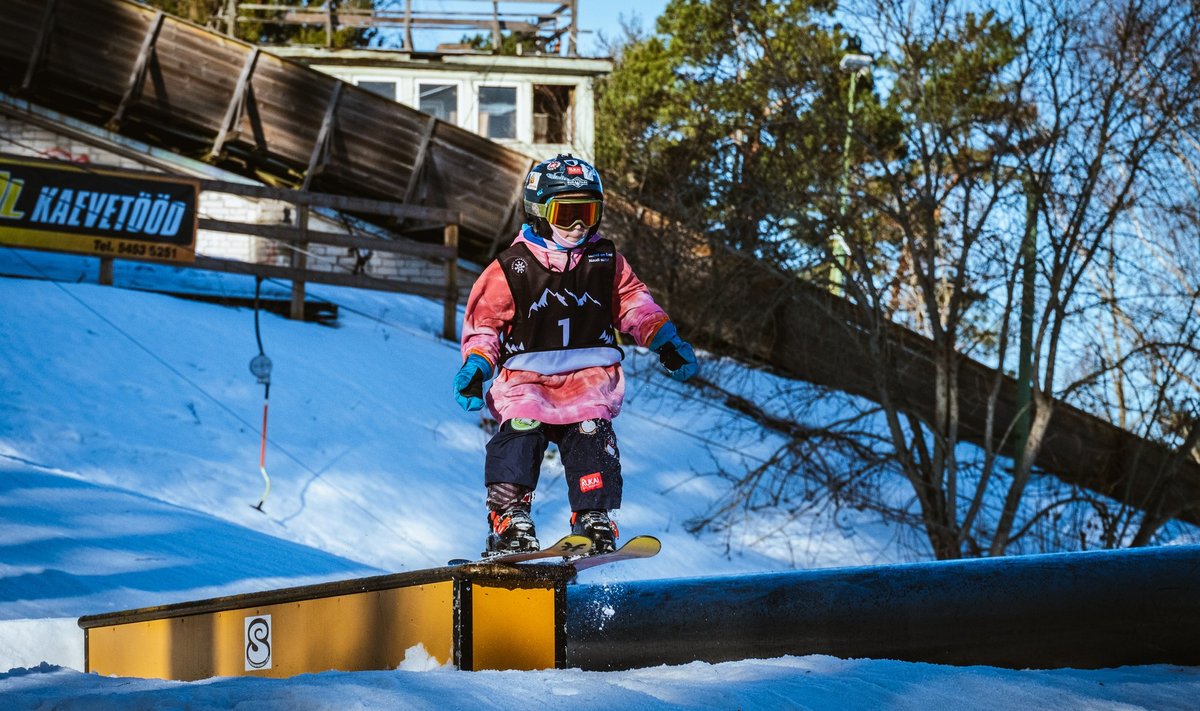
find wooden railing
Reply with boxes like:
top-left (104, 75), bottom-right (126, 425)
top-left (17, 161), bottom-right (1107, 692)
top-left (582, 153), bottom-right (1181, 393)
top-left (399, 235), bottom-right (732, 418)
top-left (100, 179), bottom-right (464, 339)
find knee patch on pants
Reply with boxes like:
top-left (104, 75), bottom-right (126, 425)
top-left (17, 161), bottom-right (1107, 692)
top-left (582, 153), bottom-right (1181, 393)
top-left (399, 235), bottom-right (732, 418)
top-left (560, 418), bottom-right (623, 511)
top-left (484, 419), bottom-right (548, 491)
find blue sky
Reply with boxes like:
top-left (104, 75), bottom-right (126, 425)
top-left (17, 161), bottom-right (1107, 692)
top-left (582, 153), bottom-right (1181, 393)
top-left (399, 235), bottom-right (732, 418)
top-left (577, 0), bottom-right (669, 55)
top-left (369, 1), bottom-right (671, 56)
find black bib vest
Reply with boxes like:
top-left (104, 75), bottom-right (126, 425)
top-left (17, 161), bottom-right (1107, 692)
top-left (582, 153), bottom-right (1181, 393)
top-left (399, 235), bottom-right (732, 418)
top-left (496, 239), bottom-right (624, 374)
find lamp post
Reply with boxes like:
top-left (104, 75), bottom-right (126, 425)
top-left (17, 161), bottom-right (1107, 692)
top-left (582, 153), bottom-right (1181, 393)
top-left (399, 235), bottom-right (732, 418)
top-left (832, 51), bottom-right (873, 296)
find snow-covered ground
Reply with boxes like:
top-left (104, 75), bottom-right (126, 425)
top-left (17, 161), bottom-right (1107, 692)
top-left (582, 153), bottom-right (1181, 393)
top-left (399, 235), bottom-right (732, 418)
top-left (1, 247), bottom-right (1197, 709)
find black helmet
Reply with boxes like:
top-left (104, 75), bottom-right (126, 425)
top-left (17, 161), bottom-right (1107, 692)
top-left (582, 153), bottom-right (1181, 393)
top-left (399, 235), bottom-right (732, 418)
top-left (523, 154), bottom-right (605, 239)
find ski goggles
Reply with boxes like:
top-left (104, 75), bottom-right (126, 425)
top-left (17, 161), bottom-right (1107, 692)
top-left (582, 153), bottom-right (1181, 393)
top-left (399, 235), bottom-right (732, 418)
top-left (535, 197), bottom-right (604, 229)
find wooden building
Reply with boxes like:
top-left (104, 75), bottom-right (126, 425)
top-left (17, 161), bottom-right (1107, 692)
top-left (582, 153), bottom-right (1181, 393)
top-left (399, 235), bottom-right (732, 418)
top-left (273, 47), bottom-right (612, 162)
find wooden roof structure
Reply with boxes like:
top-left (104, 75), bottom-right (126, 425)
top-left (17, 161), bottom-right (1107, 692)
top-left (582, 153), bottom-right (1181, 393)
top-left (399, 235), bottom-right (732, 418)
top-left (232, 0), bottom-right (584, 56)
top-left (2, 0), bottom-right (534, 260)
top-left (3, 0), bottom-right (1198, 533)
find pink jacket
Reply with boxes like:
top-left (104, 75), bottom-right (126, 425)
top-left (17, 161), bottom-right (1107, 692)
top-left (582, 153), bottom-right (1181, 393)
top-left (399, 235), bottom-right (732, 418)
top-left (461, 228), bottom-right (670, 424)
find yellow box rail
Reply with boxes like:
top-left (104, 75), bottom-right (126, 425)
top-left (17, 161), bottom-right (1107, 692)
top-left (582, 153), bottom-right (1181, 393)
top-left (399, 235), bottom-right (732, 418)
top-left (78, 563), bottom-right (572, 680)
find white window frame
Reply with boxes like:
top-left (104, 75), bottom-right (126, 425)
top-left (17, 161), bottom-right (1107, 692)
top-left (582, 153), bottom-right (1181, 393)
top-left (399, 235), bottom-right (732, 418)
top-left (354, 79), bottom-right (398, 101)
top-left (473, 81), bottom-right (526, 143)
top-left (531, 82), bottom-right (579, 147)
top-left (415, 79), bottom-right (466, 128)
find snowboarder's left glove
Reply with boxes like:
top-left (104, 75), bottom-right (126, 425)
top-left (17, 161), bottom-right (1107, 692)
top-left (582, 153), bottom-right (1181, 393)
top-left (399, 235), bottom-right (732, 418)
top-left (649, 321), bottom-right (698, 383)
top-left (453, 353), bottom-right (493, 412)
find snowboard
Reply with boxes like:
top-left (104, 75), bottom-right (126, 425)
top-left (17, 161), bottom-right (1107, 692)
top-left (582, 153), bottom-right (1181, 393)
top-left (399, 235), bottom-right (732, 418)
top-left (569, 535), bottom-right (661, 573)
top-left (449, 534), bottom-right (661, 573)
top-left (449, 534), bottom-right (593, 566)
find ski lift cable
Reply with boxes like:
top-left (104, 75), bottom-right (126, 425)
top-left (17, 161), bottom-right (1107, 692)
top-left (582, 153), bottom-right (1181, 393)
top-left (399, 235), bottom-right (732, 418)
top-left (249, 276), bottom-right (273, 512)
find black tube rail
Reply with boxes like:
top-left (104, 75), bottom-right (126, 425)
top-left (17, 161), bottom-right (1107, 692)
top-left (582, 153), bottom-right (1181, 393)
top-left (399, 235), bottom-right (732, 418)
top-left (567, 545), bottom-right (1200, 670)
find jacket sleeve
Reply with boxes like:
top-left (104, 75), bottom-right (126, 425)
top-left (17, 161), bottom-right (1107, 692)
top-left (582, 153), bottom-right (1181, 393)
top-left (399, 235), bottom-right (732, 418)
top-left (460, 260), bottom-right (514, 366)
top-left (613, 252), bottom-right (671, 348)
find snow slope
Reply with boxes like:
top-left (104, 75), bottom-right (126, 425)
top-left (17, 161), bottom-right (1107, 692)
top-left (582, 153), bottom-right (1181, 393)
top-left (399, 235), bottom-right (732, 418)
top-left (1, 247), bottom-right (1196, 709)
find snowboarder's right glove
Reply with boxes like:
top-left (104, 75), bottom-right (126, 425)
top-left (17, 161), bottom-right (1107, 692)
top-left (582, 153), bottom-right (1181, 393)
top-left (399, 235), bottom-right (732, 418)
top-left (649, 321), bottom-right (699, 383)
top-left (453, 353), bottom-right (493, 412)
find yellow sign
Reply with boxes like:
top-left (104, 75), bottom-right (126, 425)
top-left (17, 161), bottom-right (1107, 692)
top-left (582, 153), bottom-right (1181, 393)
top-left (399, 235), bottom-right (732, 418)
top-left (0, 154), bottom-right (198, 263)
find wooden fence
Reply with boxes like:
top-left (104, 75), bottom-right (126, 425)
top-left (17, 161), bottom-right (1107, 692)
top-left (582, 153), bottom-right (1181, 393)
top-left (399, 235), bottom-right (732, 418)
top-left (97, 179), bottom-right (464, 339)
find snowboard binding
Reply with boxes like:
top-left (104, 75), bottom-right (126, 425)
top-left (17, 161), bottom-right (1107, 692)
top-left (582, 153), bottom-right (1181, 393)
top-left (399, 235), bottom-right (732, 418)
top-left (484, 506), bottom-right (539, 557)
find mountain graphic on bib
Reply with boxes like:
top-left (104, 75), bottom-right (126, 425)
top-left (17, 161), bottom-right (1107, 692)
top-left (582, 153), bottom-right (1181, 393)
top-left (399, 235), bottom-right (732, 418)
top-left (527, 288), bottom-right (603, 317)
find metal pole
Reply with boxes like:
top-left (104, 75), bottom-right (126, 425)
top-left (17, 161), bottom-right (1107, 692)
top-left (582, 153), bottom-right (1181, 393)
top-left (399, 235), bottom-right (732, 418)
top-left (831, 52), bottom-right (872, 296)
top-left (325, 1), bottom-right (334, 48)
top-left (250, 276), bottom-right (273, 512)
top-left (568, 0), bottom-right (578, 56)
top-left (491, 1), bottom-right (502, 51)
top-left (290, 204), bottom-right (308, 320)
top-left (443, 223), bottom-right (459, 341)
top-left (403, 0), bottom-right (413, 51)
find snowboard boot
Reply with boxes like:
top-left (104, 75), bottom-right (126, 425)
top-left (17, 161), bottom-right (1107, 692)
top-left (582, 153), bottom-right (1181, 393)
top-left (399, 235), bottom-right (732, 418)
top-left (571, 510), bottom-right (619, 554)
top-left (485, 505), bottom-right (539, 556)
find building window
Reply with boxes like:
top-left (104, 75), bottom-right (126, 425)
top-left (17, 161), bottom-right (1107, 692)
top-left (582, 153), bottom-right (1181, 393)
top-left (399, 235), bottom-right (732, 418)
top-left (478, 86), bottom-right (517, 140)
top-left (533, 84), bottom-right (574, 144)
top-left (357, 81), bottom-right (396, 100)
top-left (418, 83), bottom-right (458, 123)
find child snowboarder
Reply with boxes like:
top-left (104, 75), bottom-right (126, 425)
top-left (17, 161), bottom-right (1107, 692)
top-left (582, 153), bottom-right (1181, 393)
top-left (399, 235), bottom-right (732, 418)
top-left (453, 154), bottom-right (699, 556)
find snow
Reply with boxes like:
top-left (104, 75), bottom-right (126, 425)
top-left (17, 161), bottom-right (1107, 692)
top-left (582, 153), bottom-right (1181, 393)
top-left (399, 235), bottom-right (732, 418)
top-left (5, 657), bottom-right (1199, 710)
top-left (1, 247), bottom-right (1197, 709)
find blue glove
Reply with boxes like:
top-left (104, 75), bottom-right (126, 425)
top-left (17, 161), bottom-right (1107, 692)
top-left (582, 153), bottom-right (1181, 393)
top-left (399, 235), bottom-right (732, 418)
top-left (649, 321), bottom-right (698, 382)
top-left (453, 354), bottom-right (493, 411)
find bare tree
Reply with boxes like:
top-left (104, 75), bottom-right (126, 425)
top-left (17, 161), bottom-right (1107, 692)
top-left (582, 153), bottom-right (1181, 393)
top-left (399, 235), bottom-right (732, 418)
top-left (599, 0), bottom-right (1200, 561)
top-left (832, 0), bottom-right (1200, 558)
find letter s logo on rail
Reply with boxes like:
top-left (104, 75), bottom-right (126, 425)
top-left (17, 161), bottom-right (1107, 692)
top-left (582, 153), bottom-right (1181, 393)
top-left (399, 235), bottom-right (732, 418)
top-left (245, 615), bottom-right (273, 671)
